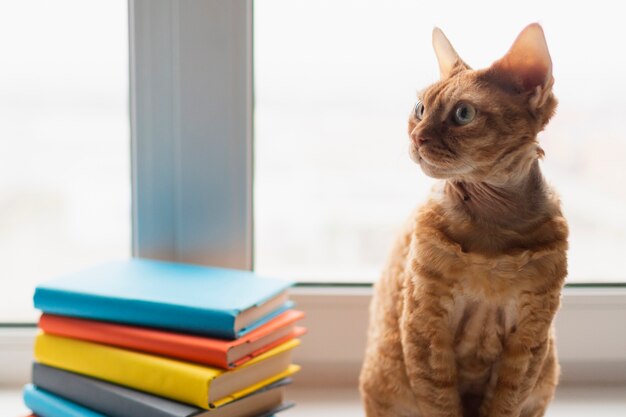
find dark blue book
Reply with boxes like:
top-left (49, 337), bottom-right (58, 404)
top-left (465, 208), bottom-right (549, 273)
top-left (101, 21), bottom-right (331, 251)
top-left (34, 259), bottom-right (294, 339)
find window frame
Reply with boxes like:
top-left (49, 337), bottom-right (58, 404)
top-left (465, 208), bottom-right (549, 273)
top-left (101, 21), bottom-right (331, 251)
top-left (130, 0), bottom-right (254, 269)
top-left (1, 0), bottom-right (626, 387)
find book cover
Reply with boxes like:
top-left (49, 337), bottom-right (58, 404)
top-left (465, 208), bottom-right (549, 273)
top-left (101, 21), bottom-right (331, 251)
top-left (39, 310), bottom-right (306, 369)
top-left (23, 384), bottom-right (107, 417)
top-left (33, 259), bottom-right (294, 339)
top-left (33, 363), bottom-right (293, 417)
top-left (34, 333), bottom-right (300, 409)
top-left (24, 383), bottom-right (292, 417)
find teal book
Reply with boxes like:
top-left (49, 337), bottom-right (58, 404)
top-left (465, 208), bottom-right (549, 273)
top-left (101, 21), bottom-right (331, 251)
top-left (23, 384), bottom-right (106, 417)
top-left (33, 259), bottom-right (294, 339)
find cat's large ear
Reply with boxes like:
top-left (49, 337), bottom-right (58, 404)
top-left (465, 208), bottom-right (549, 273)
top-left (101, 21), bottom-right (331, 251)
top-left (488, 23), bottom-right (554, 109)
top-left (432, 27), bottom-right (469, 79)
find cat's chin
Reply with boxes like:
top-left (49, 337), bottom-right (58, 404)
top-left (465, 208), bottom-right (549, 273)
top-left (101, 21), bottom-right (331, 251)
top-left (411, 151), bottom-right (458, 179)
top-left (417, 159), bottom-right (451, 179)
top-left (421, 165), bottom-right (454, 179)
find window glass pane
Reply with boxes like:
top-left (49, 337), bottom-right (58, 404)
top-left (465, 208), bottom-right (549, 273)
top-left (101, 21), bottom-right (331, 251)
top-left (0, 1), bottom-right (130, 320)
top-left (254, 0), bottom-right (626, 283)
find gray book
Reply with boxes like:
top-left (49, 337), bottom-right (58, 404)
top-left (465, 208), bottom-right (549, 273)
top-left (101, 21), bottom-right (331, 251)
top-left (32, 363), bottom-right (294, 417)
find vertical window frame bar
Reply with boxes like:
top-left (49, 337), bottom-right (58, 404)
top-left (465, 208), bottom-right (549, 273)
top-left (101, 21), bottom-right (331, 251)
top-left (129, 0), bottom-right (253, 270)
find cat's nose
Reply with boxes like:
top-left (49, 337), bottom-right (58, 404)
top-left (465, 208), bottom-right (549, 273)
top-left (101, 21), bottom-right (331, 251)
top-left (410, 128), bottom-right (430, 147)
top-left (415, 135), bottom-right (429, 146)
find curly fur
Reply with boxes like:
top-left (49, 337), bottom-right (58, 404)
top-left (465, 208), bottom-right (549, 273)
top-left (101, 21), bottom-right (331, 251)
top-left (359, 24), bottom-right (568, 417)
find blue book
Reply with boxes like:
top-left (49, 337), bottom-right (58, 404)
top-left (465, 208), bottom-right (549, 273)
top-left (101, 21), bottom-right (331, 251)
top-left (34, 259), bottom-right (294, 339)
top-left (23, 384), bottom-right (106, 417)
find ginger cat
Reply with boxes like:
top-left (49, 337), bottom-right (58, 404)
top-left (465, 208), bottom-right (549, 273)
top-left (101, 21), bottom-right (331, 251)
top-left (359, 24), bottom-right (568, 417)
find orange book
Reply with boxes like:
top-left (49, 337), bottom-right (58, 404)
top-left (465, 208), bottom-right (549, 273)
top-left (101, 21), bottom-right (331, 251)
top-left (39, 310), bottom-right (305, 369)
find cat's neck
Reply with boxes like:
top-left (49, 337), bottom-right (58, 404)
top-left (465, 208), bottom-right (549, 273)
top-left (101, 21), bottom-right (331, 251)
top-left (441, 161), bottom-right (552, 252)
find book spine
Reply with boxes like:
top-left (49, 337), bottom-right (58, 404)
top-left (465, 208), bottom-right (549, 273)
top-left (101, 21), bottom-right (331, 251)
top-left (32, 363), bottom-right (195, 417)
top-left (34, 334), bottom-right (211, 409)
top-left (39, 315), bottom-right (230, 369)
top-left (34, 287), bottom-right (237, 339)
top-left (23, 384), bottom-right (107, 417)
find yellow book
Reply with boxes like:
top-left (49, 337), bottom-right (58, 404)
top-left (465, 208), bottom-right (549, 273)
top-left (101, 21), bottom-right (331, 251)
top-left (34, 333), bottom-right (300, 409)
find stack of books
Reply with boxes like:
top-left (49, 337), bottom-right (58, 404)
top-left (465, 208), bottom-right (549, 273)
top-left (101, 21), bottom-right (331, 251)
top-left (22, 259), bottom-right (305, 417)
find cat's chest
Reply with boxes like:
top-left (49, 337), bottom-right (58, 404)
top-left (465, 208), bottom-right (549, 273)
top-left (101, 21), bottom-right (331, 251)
top-left (443, 286), bottom-right (519, 389)
top-left (447, 291), bottom-right (517, 351)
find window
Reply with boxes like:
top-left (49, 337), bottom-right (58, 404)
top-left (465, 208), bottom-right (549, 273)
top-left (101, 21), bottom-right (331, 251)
top-left (0, 1), bottom-right (130, 321)
top-left (0, 0), bottom-right (624, 388)
top-left (254, 0), bottom-right (626, 283)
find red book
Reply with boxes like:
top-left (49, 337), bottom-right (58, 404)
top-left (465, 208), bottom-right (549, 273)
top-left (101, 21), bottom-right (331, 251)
top-left (38, 310), bottom-right (305, 369)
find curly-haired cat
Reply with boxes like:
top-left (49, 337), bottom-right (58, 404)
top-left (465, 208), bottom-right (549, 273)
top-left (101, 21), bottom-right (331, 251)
top-left (359, 24), bottom-right (568, 417)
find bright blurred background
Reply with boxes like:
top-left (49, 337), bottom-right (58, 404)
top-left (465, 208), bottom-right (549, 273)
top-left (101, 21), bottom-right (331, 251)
top-left (1, 0), bottom-right (625, 322)
top-left (254, 0), bottom-right (626, 283)
top-left (0, 1), bottom-right (129, 321)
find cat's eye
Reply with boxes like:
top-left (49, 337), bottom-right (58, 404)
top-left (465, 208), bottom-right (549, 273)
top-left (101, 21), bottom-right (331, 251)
top-left (414, 101), bottom-right (425, 120)
top-left (453, 103), bottom-right (476, 125)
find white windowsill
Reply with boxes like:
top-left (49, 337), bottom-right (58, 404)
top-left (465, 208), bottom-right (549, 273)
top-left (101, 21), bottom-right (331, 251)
top-left (4, 385), bottom-right (626, 417)
top-left (1, 286), bottom-right (626, 388)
